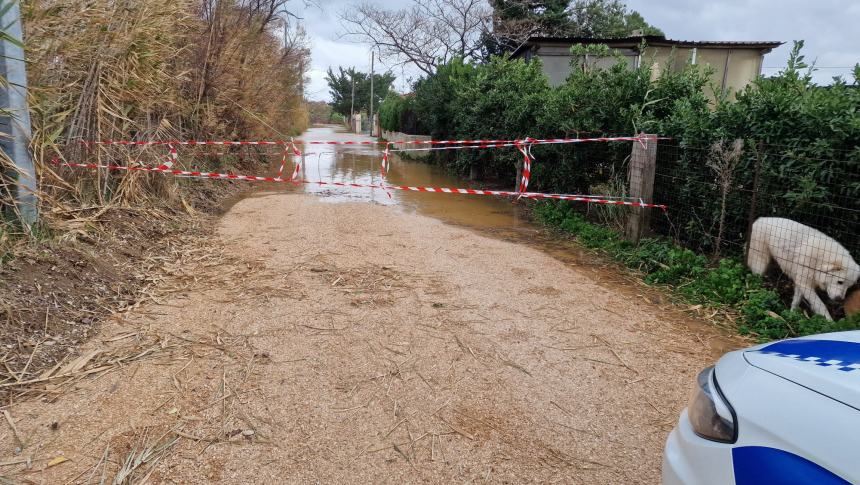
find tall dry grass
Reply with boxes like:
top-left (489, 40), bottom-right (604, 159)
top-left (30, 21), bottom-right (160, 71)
top-left (1, 0), bottom-right (309, 250)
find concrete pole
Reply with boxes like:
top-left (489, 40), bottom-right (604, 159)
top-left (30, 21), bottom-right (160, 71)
top-left (350, 69), bottom-right (355, 131)
top-left (0, 0), bottom-right (37, 230)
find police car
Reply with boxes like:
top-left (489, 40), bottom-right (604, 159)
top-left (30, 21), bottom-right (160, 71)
top-left (663, 331), bottom-right (860, 484)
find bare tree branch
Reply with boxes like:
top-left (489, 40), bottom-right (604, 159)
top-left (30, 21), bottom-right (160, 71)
top-left (339, 0), bottom-right (492, 76)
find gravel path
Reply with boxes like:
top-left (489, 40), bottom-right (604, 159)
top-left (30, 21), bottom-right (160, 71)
top-left (1, 193), bottom-right (741, 483)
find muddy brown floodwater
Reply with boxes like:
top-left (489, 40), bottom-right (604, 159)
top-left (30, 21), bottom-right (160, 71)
top-left (227, 125), bottom-right (533, 229)
top-left (2, 125), bottom-right (744, 483)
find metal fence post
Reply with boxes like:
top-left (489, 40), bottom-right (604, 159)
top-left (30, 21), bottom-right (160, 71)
top-left (625, 134), bottom-right (657, 244)
top-left (0, 0), bottom-right (37, 230)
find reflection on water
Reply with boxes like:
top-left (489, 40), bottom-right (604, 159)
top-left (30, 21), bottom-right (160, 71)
top-left (289, 125), bottom-right (530, 232)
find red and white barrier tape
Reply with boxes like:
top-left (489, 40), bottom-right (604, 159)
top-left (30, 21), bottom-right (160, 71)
top-left (289, 139), bottom-right (303, 181)
top-left (157, 144), bottom-right (178, 170)
top-left (52, 159), bottom-right (667, 210)
top-left (389, 143), bottom-right (519, 152)
top-left (515, 138), bottom-right (534, 196)
top-left (275, 146), bottom-right (289, 179)
top-left (379, 143), bottom-right (392, 199)
top-left (82, 135), bottom-right (655, 147)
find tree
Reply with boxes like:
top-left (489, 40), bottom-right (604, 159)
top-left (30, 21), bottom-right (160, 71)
top-left (339, 0), bottom-right (492, 76)
top-left (484, 0), bottom-right (571, 55)
top-left (325, 67), bottom-right (396, 117)
top-left (567, 0), bottom-right (663, 37)
top-left (492, 0), bottom-right (573, 38)
top-left (488, 0), bottom-right (663, 54)
top-left (307, 101), bottom-right (335, 124)
top-left (622, 11), bottom-right (664, 37)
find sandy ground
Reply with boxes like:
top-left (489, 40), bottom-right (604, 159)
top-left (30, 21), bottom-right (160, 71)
top-left (1, 193), bottom-right (742, 483)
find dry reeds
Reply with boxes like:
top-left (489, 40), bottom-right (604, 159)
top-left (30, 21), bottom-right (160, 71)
top-left (3, 0), bottom-right (310, 236)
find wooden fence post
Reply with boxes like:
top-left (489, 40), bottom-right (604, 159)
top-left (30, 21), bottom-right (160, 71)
top-left (625, 134), bottom-right (658, 244)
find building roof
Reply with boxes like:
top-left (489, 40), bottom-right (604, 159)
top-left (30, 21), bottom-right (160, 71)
top-left (510, 36), bottom-right (784, 58)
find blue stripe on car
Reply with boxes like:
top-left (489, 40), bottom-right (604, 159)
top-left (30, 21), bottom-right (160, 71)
top-left (752, 340), bottom-right (860, 372)
top-left (732, 446), bottom-right (849, 485)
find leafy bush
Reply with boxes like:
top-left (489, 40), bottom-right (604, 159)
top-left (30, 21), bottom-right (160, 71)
top-left (656, 42), bottom-right (860, 255)
top-left (411, 57), bottom-right (550, 178)
top-left (379, 93), bottom-right (405, 132)
top-left (411, 43), bottom-right (859, 340)
top-left (380, 93), bottom-right (425, 134)
top-left (410, 43), bottom-right (859, 255)
top-left (534, 200), bottom-right (860, 341)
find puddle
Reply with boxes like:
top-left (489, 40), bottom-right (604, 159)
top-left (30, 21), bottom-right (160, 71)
top-left (224, 125), bottom-right (741, 356)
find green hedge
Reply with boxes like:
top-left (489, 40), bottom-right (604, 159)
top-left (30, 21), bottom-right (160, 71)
top-left (404, 44), bottom-right (859, 337)
top-left (533, 200), bottom-right (860, 341)
top-left (408, 42), bottom-right (858, 256)
top-left (379, 93), bottom-right (423, 134)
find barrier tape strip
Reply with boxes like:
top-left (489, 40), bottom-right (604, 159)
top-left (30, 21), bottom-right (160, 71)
top-left (381, 143), bottom-right (390, 176)
top-left (289, 139), bottom-right (303, 181)
top-left (390, 143), bottom-right (519, 152)
top-left (275, 146), bottom-right (289, 179)
top-left (83, 135), bottom-right (654, 147)
top-left (515, 138), bottom-right (534, 196)
top-left (379, 143), bottom-right (392, 199)
top-left (158, 144), bottom-right (178, 170)
top-left (52, 159), bottom-right (667, 210)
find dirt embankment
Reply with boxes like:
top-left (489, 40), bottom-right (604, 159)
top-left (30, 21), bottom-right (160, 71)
top-left (0, 193), bottom-right (742, 483)
top-left (0, 182), bottom-right (243, 403)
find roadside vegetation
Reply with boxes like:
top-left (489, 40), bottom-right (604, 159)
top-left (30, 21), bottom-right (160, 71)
top-left (534, 201), bottom-right (860, 341)
top-left (324, 67), bottom-right (395, 121)
top-left (379, 40), bottom-right (860, 339)
top-left (1, 0), bottom-right (309, 252)
top-left (0, 0), bottom-right (309, 393)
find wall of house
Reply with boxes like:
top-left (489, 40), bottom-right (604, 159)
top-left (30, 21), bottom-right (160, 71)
top-left (696, 48), bottom-right (731, 96)
top-left (645, 46), bottom-right (763, 100)
top-left (533, 45), bottom-right (577, 86)
top-left (524, 43), bottom-right (765, 97)
top-left (533, 45), bottom-right (637, 86)
top-left (643, 46), bottom-right (694, 73)
top-left (723, 48), bottom-right (763, 96)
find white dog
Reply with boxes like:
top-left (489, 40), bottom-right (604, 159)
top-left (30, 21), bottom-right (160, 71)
top-left (747, 217), bottom-right (860, 321)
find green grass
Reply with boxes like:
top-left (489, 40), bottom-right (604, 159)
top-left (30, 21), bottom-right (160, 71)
top-left (533, 200), bottom-right (860, 342)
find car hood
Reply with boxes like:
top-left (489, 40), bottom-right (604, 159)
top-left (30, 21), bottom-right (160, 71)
top-left (744, 331), bottom-right (860, 411)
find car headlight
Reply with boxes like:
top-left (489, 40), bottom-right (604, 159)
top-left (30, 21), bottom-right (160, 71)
top-left (687, 366), bottom-right (737, 443)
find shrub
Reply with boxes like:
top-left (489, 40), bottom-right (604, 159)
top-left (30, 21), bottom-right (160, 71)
top-left (534, 200), bottom-right (860, 341)
top-left (413, 43), bottom-right (860, 341)
top-left (379, 93), bottom-right (405, 132)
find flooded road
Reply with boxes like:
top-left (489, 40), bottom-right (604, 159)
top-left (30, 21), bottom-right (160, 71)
top-left (239, 125), bottom-right (531, 232)
top-left (250, 125), bottom-right (739, 356)
top-left (4, 125), bottom-right (744, 484)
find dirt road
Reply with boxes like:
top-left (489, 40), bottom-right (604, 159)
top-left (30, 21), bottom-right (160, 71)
top-left (1, 130), bottom-right (742, 483)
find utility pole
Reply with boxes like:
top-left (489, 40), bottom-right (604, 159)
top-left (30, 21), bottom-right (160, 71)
top-left (369, 51), bottom-right (374, 136)
top-left (0, 1), bottom-right (37, 230)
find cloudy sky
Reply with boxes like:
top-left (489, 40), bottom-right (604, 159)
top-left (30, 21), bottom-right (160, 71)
top-left (291, 0), bottom-right (860, 101)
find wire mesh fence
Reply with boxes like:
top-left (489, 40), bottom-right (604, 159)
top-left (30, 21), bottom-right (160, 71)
top-left (652, 140), bottom-right (859, 320)
top-left (523, 135), bottom-right (858, 322)
top-left (653, 141), bottom-right (858, 254)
